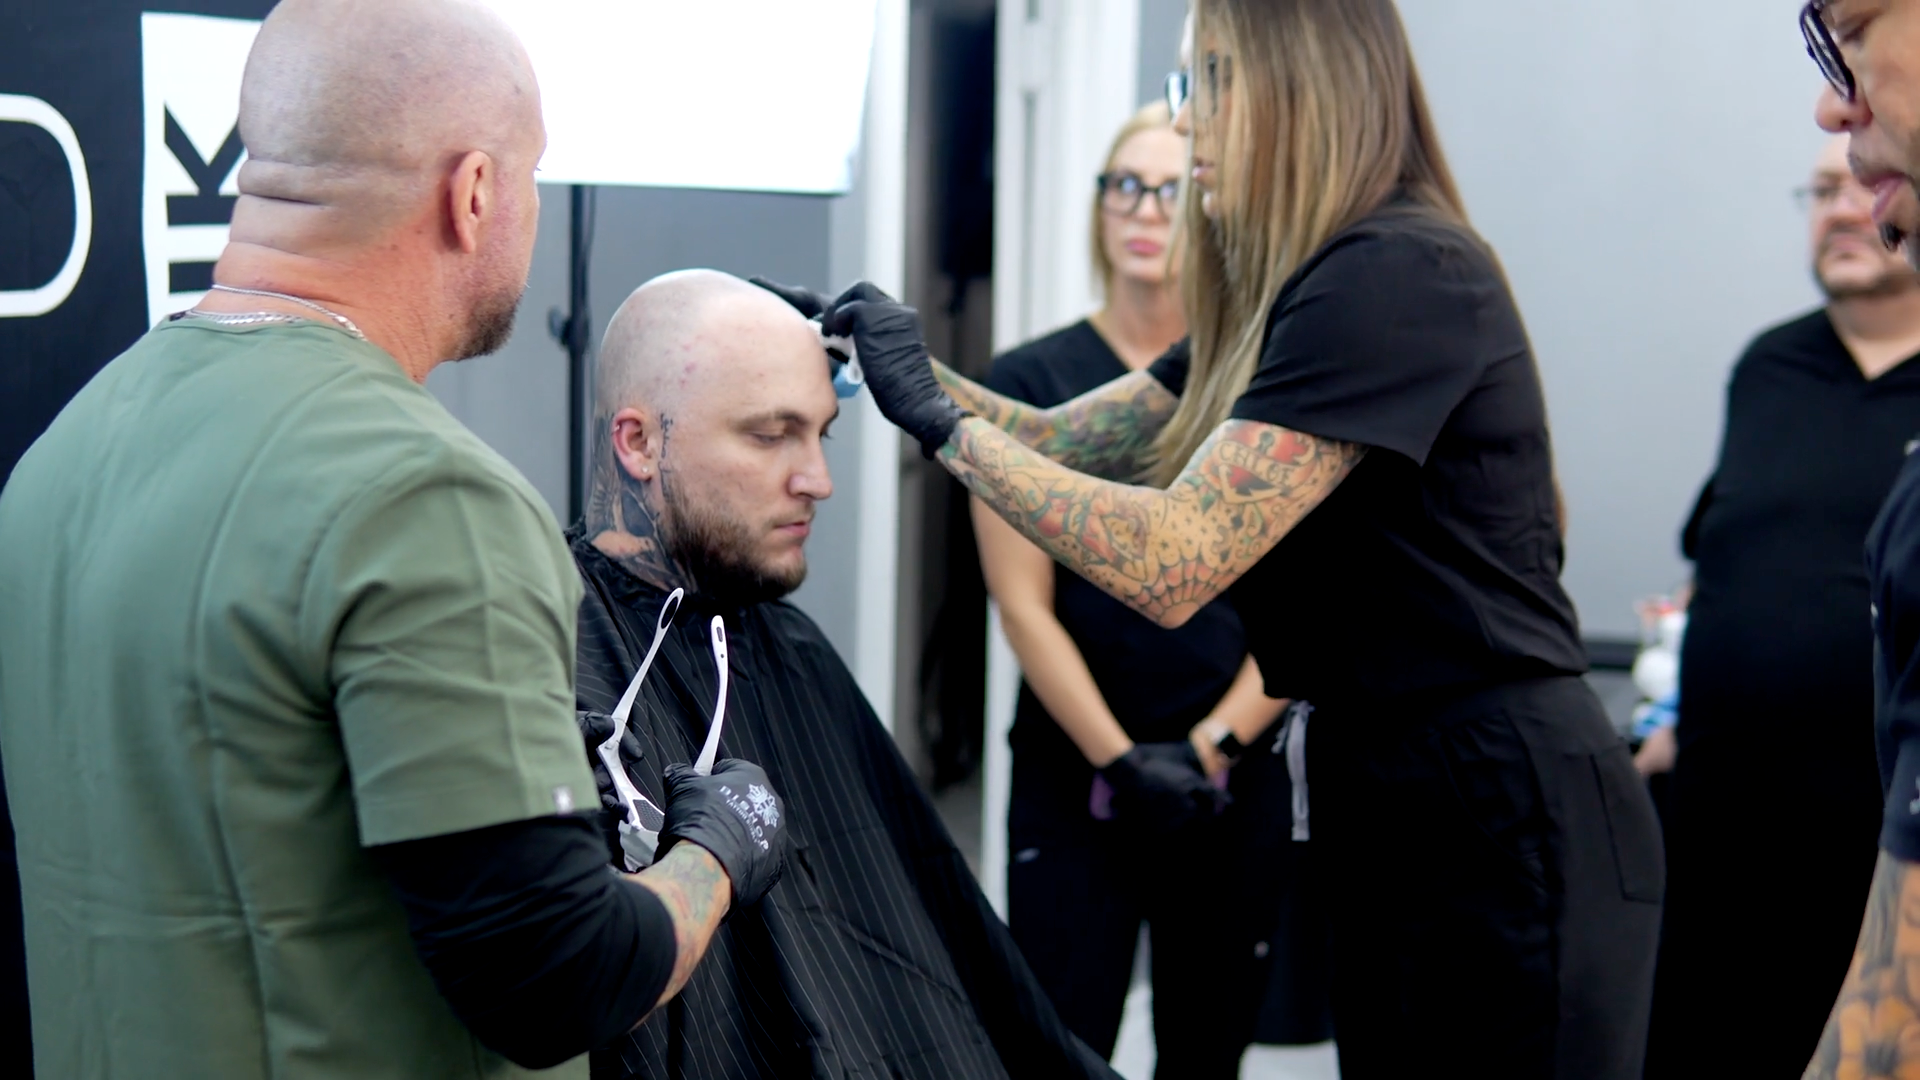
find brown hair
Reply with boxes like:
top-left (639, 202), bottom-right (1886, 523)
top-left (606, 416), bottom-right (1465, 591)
top-left (1090, 101), bottom-right (1178, 296)
top-left (1151, 0), bottom-right (1470, 485)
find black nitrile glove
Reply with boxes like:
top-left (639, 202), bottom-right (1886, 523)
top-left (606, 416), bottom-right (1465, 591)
top-left (658, 758), bottom-right (787, 909)
top-left (748, 277), bottom-right (829, 320)
top-left (1100, 742), bottom-right (1231, 836)
top-left (576, 710), bottom-right (662, 864)
top-left (576, 710), bottom-right (648, 814)
top-left (819, 282), bottom-right (971, 458)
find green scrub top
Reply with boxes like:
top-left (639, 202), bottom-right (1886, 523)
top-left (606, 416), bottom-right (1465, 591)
top-left (0, 318), bottom-right (597, 1079)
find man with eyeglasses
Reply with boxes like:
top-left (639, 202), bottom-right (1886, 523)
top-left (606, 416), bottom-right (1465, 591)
top-left (1802, 3), bottom-right (1920, 1077)
top-left (1640, 132), bottom-right (1920, 1079)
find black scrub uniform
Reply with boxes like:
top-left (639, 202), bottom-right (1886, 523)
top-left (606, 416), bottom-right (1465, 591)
top-left (1873, 445), bottom-right (1920, 894)
top-left (1646, 312), bottom-right (1920, 1078)
top-left (1147, 198), bottom-right (1664, 1080)
top-left (987, 322), bottom-right (1331, 1077)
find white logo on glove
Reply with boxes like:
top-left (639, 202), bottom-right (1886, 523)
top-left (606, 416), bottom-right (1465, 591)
top-left (719, 783), bottom-right (773, 852)
top-left (747, 783), bottom-right (780, 828)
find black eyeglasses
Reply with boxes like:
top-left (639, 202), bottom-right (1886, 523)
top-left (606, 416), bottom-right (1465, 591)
top-left (1098, 172), bottom-right (1181, 217)
top-left (1165, 53), bottom-right (1229, 117)
top-left (1794, 178), bottom-right (1873, 212)
top-left (1802, 1), bottom-right (1857, 102)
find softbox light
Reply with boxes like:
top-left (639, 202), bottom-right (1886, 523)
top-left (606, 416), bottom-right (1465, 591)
top-left (482, 0), bottom-right (878, 193)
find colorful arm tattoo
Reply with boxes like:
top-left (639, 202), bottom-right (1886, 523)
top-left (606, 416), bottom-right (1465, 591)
top-left (940, 416), bottom-right (1365, 627)
top-left (933, 361), bottom-right (1179, 481)
top-left (629, 842), bottom-right (731, 1015)
top-left (1805, 851), bottom-right (1920, 1079)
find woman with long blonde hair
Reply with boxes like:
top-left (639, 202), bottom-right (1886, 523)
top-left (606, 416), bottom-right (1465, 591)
top-left (761, 0), bottom-right (1660, 1074)
top-left (970, 102), bottom-right (1313, 1077)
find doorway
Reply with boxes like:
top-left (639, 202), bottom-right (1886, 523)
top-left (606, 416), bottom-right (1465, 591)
top-left (897, 0), bottom-right (997, 852)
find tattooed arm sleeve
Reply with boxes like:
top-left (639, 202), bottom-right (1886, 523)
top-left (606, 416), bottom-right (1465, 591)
top-left (934, 361), bottom-right (1180, 481)
top-left (940, 415), bottom-right (1364, 628)
top-left (1806, 851), bottom-right (1920, 1079)
top-left (629, 842), bottom-right (732, 1014)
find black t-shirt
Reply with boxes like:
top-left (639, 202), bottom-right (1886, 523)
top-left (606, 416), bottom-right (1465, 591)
top-left (1148, 202), bottom-right (1585, 707)
top-left (372, 815), bottom-right (677, 1068)
top-left (1681, 311), bottom-right (1920, 783)
top-left (987, 321), bottom-right (1247, 795)
top-left (1867, 431), bottom-right (1920, 861)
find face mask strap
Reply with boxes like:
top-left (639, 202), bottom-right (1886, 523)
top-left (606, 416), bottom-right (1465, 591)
top-left (596, 589), bottom-right (683, 856)
top-left (693, 616), bottom-right (730, 776)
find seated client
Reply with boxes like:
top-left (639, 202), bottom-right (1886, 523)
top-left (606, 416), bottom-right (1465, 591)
top-left (569, 269), bottom-right (1117, 1080)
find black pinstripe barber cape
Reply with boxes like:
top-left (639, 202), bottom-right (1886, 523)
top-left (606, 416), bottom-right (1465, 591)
top-left (571, 536), bottom-right (1119, 1080)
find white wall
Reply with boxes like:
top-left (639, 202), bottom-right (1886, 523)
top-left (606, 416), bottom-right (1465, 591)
top-left (1137, 0), bottom-right (1186, 107)
top-left (1397, 0), bottom-right (1829, 638)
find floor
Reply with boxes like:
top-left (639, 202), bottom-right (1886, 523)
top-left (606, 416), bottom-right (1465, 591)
top-left (930, 776), bottom-right (1339, 1079)
top-left (1109, 967), bottom-right (1340, 1080)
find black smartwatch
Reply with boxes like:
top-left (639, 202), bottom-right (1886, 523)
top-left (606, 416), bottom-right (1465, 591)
top-left (1208, 723), bottom-right (1247, 765)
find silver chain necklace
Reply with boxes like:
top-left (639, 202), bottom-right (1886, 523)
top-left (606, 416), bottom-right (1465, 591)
top-left (187, 284), bottom-right (366, 341)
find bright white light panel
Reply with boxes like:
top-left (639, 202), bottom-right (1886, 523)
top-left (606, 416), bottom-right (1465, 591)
top-left (483, 0), bottom-right (877, 193)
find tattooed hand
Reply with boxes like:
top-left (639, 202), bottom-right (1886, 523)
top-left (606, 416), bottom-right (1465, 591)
top-left (942, 416), bottom-right (1363, 627)
top-left (629, 843), bottom-right (731, 1014)
top-left (1806, 851), bottom-right (1920, 1079)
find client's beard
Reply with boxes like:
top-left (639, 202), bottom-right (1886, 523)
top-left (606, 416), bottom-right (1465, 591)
top-left (661, 477), bottom-right (807, 609)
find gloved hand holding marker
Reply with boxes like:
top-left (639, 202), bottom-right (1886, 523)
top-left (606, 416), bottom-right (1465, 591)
top-left (745, 276), bottom-right (864, 400)
top-left (817, 282), bottom-right (972, 458)
top-left (751, 276), bottom-right (971, 453)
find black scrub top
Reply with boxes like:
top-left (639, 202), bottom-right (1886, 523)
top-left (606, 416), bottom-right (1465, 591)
top-left (1867, 444), bottom-right (1920, 862)
top-left (1149, 200), bottom-right (1586, 710)
top-left (1682, 311), bottom-right (1920, 767)
top-left (986, 321), bottom-right (1246, 800)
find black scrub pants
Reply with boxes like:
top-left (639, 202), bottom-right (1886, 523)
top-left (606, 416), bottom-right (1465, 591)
top-left (1311, 677), bottom-right (1664, 1080)
top-left (1643, 724), bottom-right (1882, 1078)
top-left (1007, 748), bottom-right (1331, 1079)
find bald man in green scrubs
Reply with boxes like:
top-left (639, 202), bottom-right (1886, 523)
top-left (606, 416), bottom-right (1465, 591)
top-left (0, 2), bottom-right (784, 1077)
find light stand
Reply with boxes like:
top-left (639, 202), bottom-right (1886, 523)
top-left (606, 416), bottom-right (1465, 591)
top-left (547, 183), bottom-right (597, 523)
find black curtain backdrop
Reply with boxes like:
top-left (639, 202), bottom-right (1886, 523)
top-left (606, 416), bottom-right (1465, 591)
top-left (1, 2), bottom-right (275, 1070)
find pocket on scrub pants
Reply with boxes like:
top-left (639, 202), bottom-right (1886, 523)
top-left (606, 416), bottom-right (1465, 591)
top-left (1589, 745), bottom-right (1665, 903)
top-left (1428, 713), bottom-right (1554, 895)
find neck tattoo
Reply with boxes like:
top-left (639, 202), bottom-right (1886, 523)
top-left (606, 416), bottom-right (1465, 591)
top-left (585, 413), bottom-right (696, 594)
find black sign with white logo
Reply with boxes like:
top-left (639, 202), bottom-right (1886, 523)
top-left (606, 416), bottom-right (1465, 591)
top-left (1, 1), bottom-right (272, 487)
top-left (0, 4), bottom-right (274, 1067)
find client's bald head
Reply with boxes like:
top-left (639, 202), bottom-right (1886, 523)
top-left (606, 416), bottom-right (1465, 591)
top-left (214, 0), bottom-right (544, 370)
top-left (596, 271), bottom-right (823, 417)
top-left (588, 271), bottom-right (838, 606)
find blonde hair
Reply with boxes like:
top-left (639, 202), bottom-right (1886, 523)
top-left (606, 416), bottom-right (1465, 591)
top-left (1151, 0), bottom-right (1471, 485)
top-left (1090, 101), bottom-right (1178, 295)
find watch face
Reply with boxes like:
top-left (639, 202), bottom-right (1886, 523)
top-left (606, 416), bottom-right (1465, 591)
top-left (1215, 731), bottom-right (1246, 760)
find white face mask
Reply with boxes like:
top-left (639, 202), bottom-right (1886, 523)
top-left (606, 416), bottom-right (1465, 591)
top-left (596, 590), bottom-right (734, 871)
